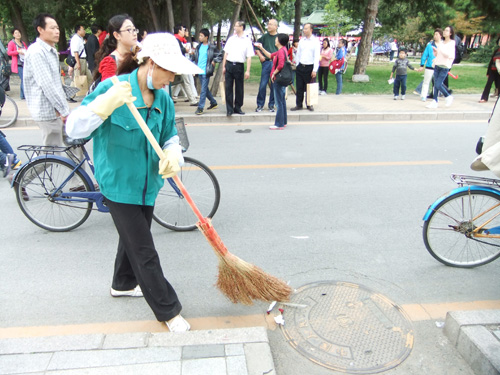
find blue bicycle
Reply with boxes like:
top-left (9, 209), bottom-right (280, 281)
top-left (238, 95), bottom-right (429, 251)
top-left (12, 121), bottom-right (220, 232)
top-left (423, 173), bottom-right (500, 267)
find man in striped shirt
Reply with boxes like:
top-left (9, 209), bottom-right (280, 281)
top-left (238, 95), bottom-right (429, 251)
top-left (24, 13), bottom-right (70, 147)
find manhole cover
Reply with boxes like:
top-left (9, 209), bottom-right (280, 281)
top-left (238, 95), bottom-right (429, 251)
top-left (281, 281), bottom-right (414, 373)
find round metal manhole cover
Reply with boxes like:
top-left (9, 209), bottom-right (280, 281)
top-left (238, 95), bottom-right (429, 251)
top-left (280, 281), bottom-right (414, 373)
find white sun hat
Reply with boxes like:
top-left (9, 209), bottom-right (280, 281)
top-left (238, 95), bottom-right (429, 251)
top-left (137, 33), bottom-right (203, 75)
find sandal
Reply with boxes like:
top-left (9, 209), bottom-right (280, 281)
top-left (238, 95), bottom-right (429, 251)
top-left (479, 99), bottom-right (487, 103)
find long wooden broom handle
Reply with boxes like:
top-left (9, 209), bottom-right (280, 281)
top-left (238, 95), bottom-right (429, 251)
top-left (110, 76), bottom-right (205, 222)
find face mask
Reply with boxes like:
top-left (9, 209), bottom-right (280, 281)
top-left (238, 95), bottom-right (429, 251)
top-left (147, 64), bottom-right (155, 90)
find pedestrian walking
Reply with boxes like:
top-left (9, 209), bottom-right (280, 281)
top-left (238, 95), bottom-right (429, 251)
top-left (389, 39), bottom-right (398, 62)
top-left (193, 28), bottom-right (222, 115)
top-left (426, 25), bottom-right (455, 109)
top-left (417, 29), bottom-right (443, 102)
top-left (255, 33), bottom-right (290, 130)
top-left (318, 38), bottom-right (333, 95)
top-left (70, 24), bottom-right (93, 88)
top-left (222, 20), bottom-right (254, 116)
top-left (85, 25), bottom-right (100, 72)
top-left (479, 37), bottom-right (500, 103)
top-left (66, 33), bottom-right (203, 332)
top-left (291, 23), bottom-right (320, 112)
top-left (255, 19), bottom-right (278, 113)
top-left (7, 28), bottom-right (27, 100)
top-left (173, 25), bottom-right (198, 106)
top-left (389, 49), bottom-right (418, 100)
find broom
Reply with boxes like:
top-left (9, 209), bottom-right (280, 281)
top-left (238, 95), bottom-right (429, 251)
top-left (110, 77), bottom-right (292, 305)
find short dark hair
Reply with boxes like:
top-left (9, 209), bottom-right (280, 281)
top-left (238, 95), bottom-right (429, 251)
top-left (12, 28), bottom-right (21, 35)
top-left (90, 24), bottom-right (99, 34)
top-left (33, 13), bottom-right (56, 37)
top-left (339, 39), bottom-right (347, 46)
top-left (174, 24), bottom-right (184, 35)
top-left (434, 28), bottom-right (443, 39)
top-left (236, 20), bottom-right (245, 29)
top-left (277, 33), bottom-right (288, 47)
top-left (200, 28), bottom-right (210, 38)
top-left (74, 24), bottom-right (84, 34)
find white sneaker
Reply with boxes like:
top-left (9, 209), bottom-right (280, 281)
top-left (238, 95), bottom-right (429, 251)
top-left (401, 95), bottom-right (405, 100)
top-left (421, 97), bottom-right (426, 102)
top-left (445, 95), bottom-right (454, 107)
top-left (426, 100), bottom-right (438, 109)
top-left (166, 314), bottom-right (191, 332)
top-left (110, 285), bottom-right (143, 297)
top-left (394, 96), bottom-right (398, 100)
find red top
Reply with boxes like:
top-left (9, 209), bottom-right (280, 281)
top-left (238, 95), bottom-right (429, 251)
top-left (7, 39), bottom-right (27, 74)
top-left (99, 55), bottom-right (118, 80)
top-left (98, 31), bottom-right (107, 46)
top-left (270, 47), bottom-right (287, 77)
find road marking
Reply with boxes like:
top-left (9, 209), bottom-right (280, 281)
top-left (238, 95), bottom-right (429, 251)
top-left (1, 300), bottom-right (498, 339)
top-left (209, 160), bottom-right (452, 170)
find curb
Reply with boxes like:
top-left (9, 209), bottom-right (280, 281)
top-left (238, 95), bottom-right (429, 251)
top-left (444, 310), bottom-right (500, 375)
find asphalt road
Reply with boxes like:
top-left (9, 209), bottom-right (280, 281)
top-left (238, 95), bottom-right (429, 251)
top-left (1, 119), bottom-right (498, 374)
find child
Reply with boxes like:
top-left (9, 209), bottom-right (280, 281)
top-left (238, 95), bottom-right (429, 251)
top-left (389, 50), bottom-right (418, 100)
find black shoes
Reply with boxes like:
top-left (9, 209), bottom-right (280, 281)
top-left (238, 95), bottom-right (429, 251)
top-left (67, 98), bottom-right (77, 103)
top-left (307, 106), bottom-right (314, 112)
top-left (234, 109), bottom-right (245, 115)
top-left (207, 103), bottom-right (218, 110)
top-left (290, 106), bottom-right (303, 111)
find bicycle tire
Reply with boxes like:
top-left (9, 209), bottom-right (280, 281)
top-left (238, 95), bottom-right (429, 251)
top-left (153, 156), bottom-right (220, 231)
top-left (0, 95), bottom-right (18, 128)
top-left (423, 190), bottom-right (500, 267)
top-left (14, 158), bottom-right (92, 232)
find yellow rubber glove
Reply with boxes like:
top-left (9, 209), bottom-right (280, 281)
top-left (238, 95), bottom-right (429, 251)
top-left (87, 81), bottom-right (136, 120)
top-left (159, 149), bottom-right (181, 179)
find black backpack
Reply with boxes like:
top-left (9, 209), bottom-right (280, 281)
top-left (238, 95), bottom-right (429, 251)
top-left (454, 35), bottom-right (464, 64)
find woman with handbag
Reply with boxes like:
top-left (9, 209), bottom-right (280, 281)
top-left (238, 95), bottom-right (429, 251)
top-left (255, 33), bottom-right (290, 130)
top-left (7, 28), bottom-right (27, 99)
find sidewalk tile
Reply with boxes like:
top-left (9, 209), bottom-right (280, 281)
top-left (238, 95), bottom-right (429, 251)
top-left (0, 353), bottom-right (52, 374)
top-left (0, 334), bottom-right (104, 355)
top-left (225, 344), bottom-right (245, 356)
top-left (182, 357), bottom-right (226, 375)
top-left (244, 342), bottom-right (276, 375)
top-left (43, 362), bottom-right (181, 375)
top-left (102, 332), bottom-right (149, 349)
top-left (182, 344), bottom-right (225, 359)
top-left (226, 355), bottom-right (248, 375)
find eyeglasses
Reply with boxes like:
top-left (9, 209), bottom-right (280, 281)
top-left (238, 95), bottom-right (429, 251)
top-left (119, 28), bottom-right (139, 35)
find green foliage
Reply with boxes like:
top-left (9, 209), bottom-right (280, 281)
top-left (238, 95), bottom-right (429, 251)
top-left (467, 42), bottom-right (496, 63)
top-left (323, 0), bottom-right (356, 36)
top-left (278, 0), bottom-right (329, 24)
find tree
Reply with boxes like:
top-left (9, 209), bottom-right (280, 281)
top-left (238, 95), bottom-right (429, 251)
top-left (323, 0), bottom-right (355, 37)
top-left (353, 0), bottom-right (380, 77)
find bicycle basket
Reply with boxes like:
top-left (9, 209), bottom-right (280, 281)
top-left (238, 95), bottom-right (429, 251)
top-left (175, 117), bottom-right (190, 152)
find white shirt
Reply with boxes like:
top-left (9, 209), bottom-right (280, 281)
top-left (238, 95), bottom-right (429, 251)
top-left (296, 35), bottom-right (320, 72)
top-left (224, 34), bottom-right (254, 63)
top-left (70, 33), bottom-right (86, 58)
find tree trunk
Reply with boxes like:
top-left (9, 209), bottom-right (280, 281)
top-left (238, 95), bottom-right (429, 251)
top-left (211, 0), bottom-right (243, 96)
top-left (216, 22), bottom-right (222, 50)
top-left (244, 0), bottom-right (264, 34)
top-left (165, 0), bottom-right (175, 33)
top-left (194, 0), bottom-right (203, 42)
top-left (147, 0), bottom-right (160, 31)
top-left (353, 0), bottom-right (380, 76)
top-left (8, 0), bottom-right (29, 45)
top-left (182, 0), bottom-right (192, 43)
top-left (294, 0), bottom-right (302, 41)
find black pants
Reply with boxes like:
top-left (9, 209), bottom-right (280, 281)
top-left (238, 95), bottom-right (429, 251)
top-left (106, 198), bottom-right (182, 322)
top-left (481, 70), bottom-right (500, 101)
top-left (318, 66), bottom-right (329, 92)
top-left (296, 63), bottom-right (314, 107)
top-left (225, 62), bottom-right (244, 114)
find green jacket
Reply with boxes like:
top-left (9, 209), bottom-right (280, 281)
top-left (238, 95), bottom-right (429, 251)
top-left (82, 69), bottom-right (177, 206)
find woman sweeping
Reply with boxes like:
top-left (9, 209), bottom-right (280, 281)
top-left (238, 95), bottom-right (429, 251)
top-left (66, 33), bottom-right (202, 332)
top-left (255, 33), bottom-right (290, 130)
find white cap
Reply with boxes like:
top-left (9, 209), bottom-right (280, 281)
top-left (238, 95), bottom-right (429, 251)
top-left (137, 33), bottom-right (203, 75)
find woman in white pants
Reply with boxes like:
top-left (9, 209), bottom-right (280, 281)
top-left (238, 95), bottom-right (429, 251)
top-left (420, 28), bottom-right (443, 102)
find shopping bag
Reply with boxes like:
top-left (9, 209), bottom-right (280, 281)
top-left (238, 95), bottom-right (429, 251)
top-left (306, 82), bottom-right (319, 106)
top-left (219, 80), bottom-right (226, 105)
top-left (72, 74), bottom-right (88, 96)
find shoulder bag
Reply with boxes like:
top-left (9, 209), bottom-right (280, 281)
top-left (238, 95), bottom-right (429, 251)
top-left (275, 50), bottom-right (293, 87)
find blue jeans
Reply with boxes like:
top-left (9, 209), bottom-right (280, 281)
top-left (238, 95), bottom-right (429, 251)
top-left (433, 66), bottom-right (450, 102)
top-left (18, 66), bottom-right (25, 99)
top-left (273, 83), bottom-right (287, 127)
top-left (393, 75), bottom-right (407, 96)
top-left (335, 72), bottom-right (343, 95)
top-left (197, 74), bottom-right (216, 110)
top-left (0, 131), bottom-right (18, 164)
top-left (257, 60), bottom-right (274, 109)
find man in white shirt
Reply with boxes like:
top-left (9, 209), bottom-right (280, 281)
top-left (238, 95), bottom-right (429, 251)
top-left (222, 20), bottom-right (254, 116)
top-left (292, 23), bottom-right (320, 112)
top-left (70, 24), bottom-right (92, 88)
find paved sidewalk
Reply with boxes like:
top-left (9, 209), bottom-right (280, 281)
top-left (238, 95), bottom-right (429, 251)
top-left (0, 327), bottom-right (275, 375)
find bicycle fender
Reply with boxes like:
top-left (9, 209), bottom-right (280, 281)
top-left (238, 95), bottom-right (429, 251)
top-left (422, 185), bottom-right (500, 221)
top-left (11, 155), bottom-right (95, 191)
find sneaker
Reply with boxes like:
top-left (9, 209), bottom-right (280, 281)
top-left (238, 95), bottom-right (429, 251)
top-left (269, 125), bottom-right (284, 130)
top-left (11, 160), bottom-right (21, 170)
top-left (110, 285), bottom-right (143, 297)
top-left (3, 154), bottom-right (14, 178)
top-left (306, 106), bottom-right (314, 112)
top-left (166, 314), bottom-right (191, 332)
top-left (255, 106), bottom-right (263, 112)
top-left (195, 108), bottom-right (203, 115)
top-left (421, 97), bottom-right (427, 102)
top-left (413, 91), bottom-right (419, 95)
top-left (207, 103), bottom-right (218, 110)
top-left (268, 106), bottom-right (275, 113)
top-left (426, 100), bottom-right (438, 109)
top-left (290, 106), bottom-right (303, 111)
top-left (189, 102), bottom-right (199, 107)
top-left (445, 95), bottom-right (454, 107)
top-left (401, 95), bottom-right (405, 100)
top-left (394, 96), bottom-right (398, 100)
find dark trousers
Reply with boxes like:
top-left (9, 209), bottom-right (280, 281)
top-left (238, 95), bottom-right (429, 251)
top-left (318, 66), bottom-right (329, 92)
top-left (106, 198), bottom-right (182, 322)
top-left (296, 63), bottom-right (314, 108)
top-left (225, 62), bottom-right (244, 114)
top-left (393, 75), bottom-right (407, 96)
top-left (481, 70), bottom-right (500, 101)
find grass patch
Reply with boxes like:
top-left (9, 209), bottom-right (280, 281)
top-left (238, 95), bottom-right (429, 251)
top-left (247, 56), bottom-right (488, 95)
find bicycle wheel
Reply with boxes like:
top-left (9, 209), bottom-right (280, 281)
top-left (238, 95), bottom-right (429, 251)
top-left (0, 95), bottom-right (18, 128)
top-left (14, 158), bottom-right (92, 232)
top-left (153, 156), bottom-right (220, 231)
top-left (423, 190), bottom-right (500, 267)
